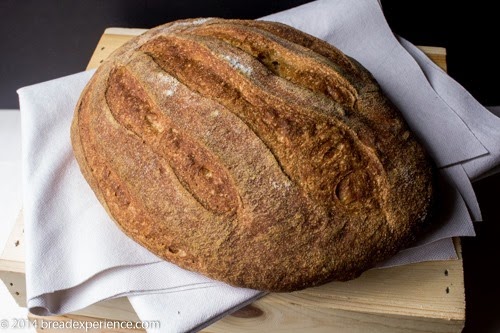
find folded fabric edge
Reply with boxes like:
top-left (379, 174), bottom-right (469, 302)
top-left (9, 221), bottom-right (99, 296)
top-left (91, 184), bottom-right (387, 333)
top-left (398, 37), bottom-right (500, 181)
top-left (396, 38), bottom-right (486, 220)
top-left (440, 165), bottom-right (482, 222)
top-left (28, 284), bottom-right (220, 317)
top-left (26, 262), bottom-right (217, 316)
top-left (396, 37), bottom-right (490, 166)
top-left (472, 164), bottom-right (500, 182)
top-left (187, 292), bottom-right (267, 333)
top-left (398, 37), bottom-right (489, 155)
top-left (16, 69), bottom-right (97, 96)
top-left (473, 107), bottom-right (500, 180)
top-left (487, 106), bottom-right (500, 117)
top-left (128, 286), bottom-right (263, 332)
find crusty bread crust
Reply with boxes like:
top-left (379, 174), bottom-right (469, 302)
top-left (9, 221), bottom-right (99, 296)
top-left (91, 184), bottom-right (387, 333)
top-left (71, 18), bottom-right (435, 292)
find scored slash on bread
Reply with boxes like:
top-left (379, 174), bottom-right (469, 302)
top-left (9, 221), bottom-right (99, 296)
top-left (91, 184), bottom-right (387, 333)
top-left (71, 18), bottom-right (435, 292)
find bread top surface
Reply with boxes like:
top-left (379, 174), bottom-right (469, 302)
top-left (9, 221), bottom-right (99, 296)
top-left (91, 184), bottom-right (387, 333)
top-left (71, 18), bottom-right (434, 292)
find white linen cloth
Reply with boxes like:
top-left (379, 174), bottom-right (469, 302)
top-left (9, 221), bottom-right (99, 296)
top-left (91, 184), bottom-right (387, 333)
top-left (17, 0), bottom-right (500, 331)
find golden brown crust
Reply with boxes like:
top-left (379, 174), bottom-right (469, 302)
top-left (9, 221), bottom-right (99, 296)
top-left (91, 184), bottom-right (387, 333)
top-left (71, 18), bottom-right (435, 292)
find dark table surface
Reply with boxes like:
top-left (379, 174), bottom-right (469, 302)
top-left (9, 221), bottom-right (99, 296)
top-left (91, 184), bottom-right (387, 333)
top-left (1, 1), bottom-right (499, 332)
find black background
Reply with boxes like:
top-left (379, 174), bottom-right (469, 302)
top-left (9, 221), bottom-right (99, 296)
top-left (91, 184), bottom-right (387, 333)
top-left (1, 1), bottom-right (499, 331)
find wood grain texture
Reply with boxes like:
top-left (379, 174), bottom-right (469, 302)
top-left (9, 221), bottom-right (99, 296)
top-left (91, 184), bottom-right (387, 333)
top-left (0, 27), bottom-right (462, 333)
top-left (204, 259), bottom-right (464, 332)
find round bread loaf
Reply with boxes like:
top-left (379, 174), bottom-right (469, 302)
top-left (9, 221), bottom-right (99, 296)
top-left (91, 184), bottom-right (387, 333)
top-left (71, 18), bottom-right (435, 292)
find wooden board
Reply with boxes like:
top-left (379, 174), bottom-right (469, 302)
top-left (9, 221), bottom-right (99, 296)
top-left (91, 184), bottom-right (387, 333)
top-left (0, 28), bottom-right (463, 333)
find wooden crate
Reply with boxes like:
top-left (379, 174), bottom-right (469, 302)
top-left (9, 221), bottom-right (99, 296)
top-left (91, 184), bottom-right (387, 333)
top-left (0, 28), bottom-right (462, 333)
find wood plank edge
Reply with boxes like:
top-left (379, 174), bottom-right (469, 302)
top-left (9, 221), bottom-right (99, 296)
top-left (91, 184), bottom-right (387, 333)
top-left (416, 45), bottom-right (446, 56)
top-left (0, 258), bottom-right (25, 273)
top-left (104, 27), bottom-right (147, 36)
top-left (204, 304), bottom-right (465, 333)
